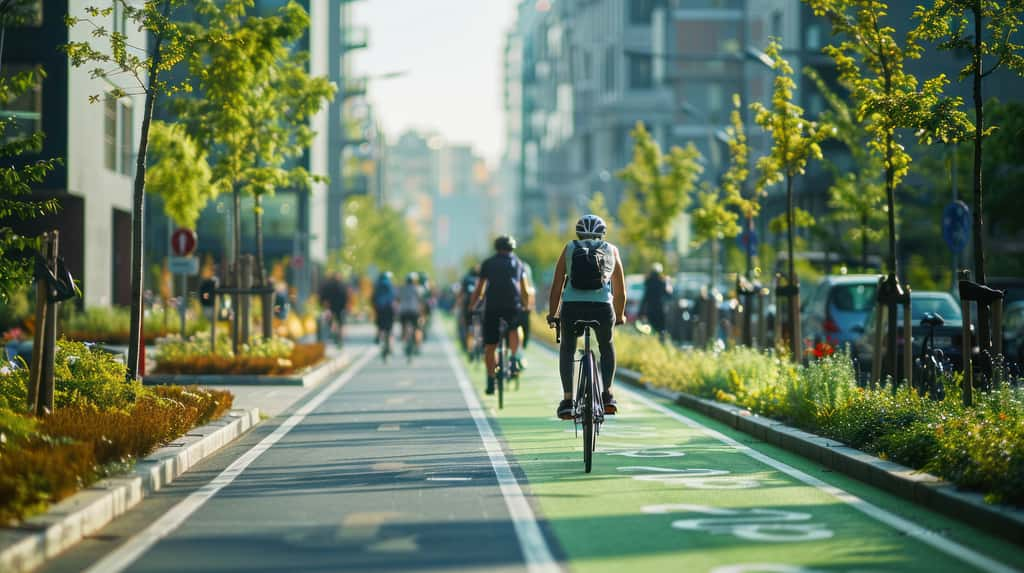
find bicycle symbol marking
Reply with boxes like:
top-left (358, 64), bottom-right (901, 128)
top-left (641, 504), bottom-right (834, 542)
top-left (618, 466), bottom-right (762, 489)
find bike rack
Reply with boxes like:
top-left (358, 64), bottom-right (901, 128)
top-left (957, 271), bottom-right (1005, 406)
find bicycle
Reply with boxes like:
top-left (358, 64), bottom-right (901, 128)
top-left (469, 311), bottom-right (484, 363)
top-left (556, 319), bottom-right (605, 473)
top-left (914, 312), bottom-right (948, 400)
top-left (495, 318), bottom-right (510, 409)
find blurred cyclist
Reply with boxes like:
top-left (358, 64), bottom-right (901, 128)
top-left (457, 265), bottom-right (479, 352)
top-left (372, 272), bottom-right (396, 348)
top-left (398, 272), bottom-right (427, 352)
top-left (469, 236), bottom-right (531, 395)
top-left (546, 214), bottom-right (626, 419)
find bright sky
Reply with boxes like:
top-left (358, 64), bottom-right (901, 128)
top-left (354, 0), bottom-right (518, 165)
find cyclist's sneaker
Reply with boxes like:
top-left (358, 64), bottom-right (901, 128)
top-left (514, 356), bottom-right (526, 372)
top-left (556, 399), bottom-right (575, 420)
top-left (485, 377), bottom-right (495, 395)
top-left (602, 391), bottom-right (618, 415)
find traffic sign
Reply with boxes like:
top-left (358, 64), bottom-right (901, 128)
top-left (169, 256), bottom-right (199, 276)
top-left (170, 228), bottom-right (198, 257)
top-left (942, 200), bottom-right (971, 253)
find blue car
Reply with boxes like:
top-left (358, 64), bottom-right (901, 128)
top-left (802, 275), bottom-right (880, 349)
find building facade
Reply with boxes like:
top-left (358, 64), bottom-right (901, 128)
top-left (7, 0), bottom-right (145, 308)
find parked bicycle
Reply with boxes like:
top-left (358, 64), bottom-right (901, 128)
top-left (557, 319), bottom-right (605, 473)
top-left (914, 312), bottom-right (948, 400)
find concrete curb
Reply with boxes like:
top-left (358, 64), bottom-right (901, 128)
top-left (614, 366), bottom-right (1024, 546)
top-left (142, 350), bottom-right (352, 387)
top-left (0, 407), bottom-right (261, 573)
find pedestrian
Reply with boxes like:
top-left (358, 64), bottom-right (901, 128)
top-left (639, 262), bottom-right (671, 342)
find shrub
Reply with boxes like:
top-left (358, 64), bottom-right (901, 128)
top-left (153, 335), bottom-right (324, 375)
top-left (61, 306), bottom-right (206, 344)
top-left (0, 384), bottom-right (234, 524)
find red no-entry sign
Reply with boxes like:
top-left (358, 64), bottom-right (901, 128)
top-left (170, 228), bottom-right (198, 257)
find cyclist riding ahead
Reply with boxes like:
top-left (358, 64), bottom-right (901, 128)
top-left (469, 236), bottom-right (531, 395)
top-left (372, 271), bottom-right (397, 357)
top-left (398, 273), bottom-right (427, 355)
top-left (547, 214), bottom-right (626, 420)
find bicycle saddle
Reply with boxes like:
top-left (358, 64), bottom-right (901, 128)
top-left (958, 280), bottom-right (1004, 304)
top-left (573, 320), bottom-right (602, 328)
top-left (920, 312), bottom-right (944, 328)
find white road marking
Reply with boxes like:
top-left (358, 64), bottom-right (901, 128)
top-left (82, 345), bottom-right (380, 573)
top-left (425, 477), bottom-right (473, 482)
top-left (620, 384), bottom-right (1018, 573)
top-left (442, 335), bottom-right (561, 573)
top-left (377, 424), bottom-right (401, 431)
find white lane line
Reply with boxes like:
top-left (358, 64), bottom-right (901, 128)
top-left (83, 345), bottom-right (380, 573)
top-left (619, 384), bottom-right (1018, 573)
top-left (425, 477), bottom-right (473, 482)
top-left (442, 335), bottom-right (561, 573)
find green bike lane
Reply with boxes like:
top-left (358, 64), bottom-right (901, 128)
top-left (456, 337), bottom-right (1024, 573)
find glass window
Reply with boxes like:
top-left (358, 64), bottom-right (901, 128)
top-left (909, 295), bottom-right (962, 322)
top-left (830, 283), bottom-right (877, 312)
top-left (104, 95), bottom-right (117, 171)
top-left (7, 0), bottom-right (42, 27)
top-left (0, 65), bottom-right (42, 141)
top-left (119, 99), bottom-right (134, 176)
top-left (603, 46), bottom-right (616, 93)
top-left (630, 0), bottom-right (655, 25)
top-left (628, 53), bottom-right (653, 90)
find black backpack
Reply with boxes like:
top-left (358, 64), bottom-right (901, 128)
top-left (569, 241), bottom-right (607, 290)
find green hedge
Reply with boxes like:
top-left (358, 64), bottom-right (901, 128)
top-left (0, 342), bottom-right (233, 524)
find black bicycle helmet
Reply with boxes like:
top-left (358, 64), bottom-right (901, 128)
top-left (494, 235), bottom-right (517, 252)
top-left (576, 214), bottom-right (607, 239)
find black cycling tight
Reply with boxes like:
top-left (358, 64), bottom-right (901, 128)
top-left (559, 302), bottom-right (615, 395)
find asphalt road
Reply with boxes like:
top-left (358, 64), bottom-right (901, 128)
top-left (39, 324), bottom-right (1024, 573)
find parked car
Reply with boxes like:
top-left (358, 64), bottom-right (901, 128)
top-left (851, 290), bottom-right (968, 379)
top-left (1003, 300), bottom-right (1024, 367)
top-left (801, 274), bottom-right (880, 349)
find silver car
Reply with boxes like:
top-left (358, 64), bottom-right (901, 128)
top-left (802, 275), bottom-right (880, 349)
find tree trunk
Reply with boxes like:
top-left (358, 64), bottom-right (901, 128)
top-left (127, 7), bottom-right (168, 381)
top-left (884, 138), bottom-right (900, 382)
top-left (786, 172), bottom-right (801, 362)
top-left (861, 213), bottom-right (868, 271)
top-left (231, 185), bottom-right (241, 355)
top-left (972, 5), bottom-right (990, 349)
top-left (255, 194), bottom-right (265, 287)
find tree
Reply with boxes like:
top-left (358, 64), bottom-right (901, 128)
top-left (174, 1), bottom-right (333, 290)
top-left (617, 121), bottom-right (703, 273)
top-left (912, 0), bottom-right (1024, 349)
top-left (808, 0), bottom-right (972, 381)
top-left (145, 121), bottom-right (213, 228)
top-left (805, 67), bottom-right (887, 270)
top-left (0, 66), bottom-right (60, 302)
top-left (330, 196), bottom-right (431, 280)
top-left (750, 38), bottom-right (831, 361)
top-left (64, 0), bottom-right (197, 381)
top-left (518, 217), bottom-right (572, 274)
top-left (721, 93), bottom-right (762, 280)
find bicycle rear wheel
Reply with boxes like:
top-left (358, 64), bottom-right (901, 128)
top-left (497, 342), bottom-right (505, 409)
top-left (582, 352), bottom-right (595, 473)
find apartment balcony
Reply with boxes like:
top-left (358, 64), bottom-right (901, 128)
top-left (343, 77), bottom-right (368, 99)
top-left (343, 26), bottom-right (369, 51)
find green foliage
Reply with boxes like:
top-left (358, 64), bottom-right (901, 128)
top-left (722, 93), bottom-right (759, 221)
top-left (804, 67), bottom-right (887, 262)
top-left (690, 183), bottom-right (740, 249)
top-left (751, 39), bottom-right (830, 195)
top-left (911, 1), bottom-right (1024, 85)
top-left (518, 217), bottom-right (573, 274)
top-left (596, 321), bottom-right (1024, 504)
top-left (617, 122), bottom-right (703, 271)
top-left (145, 121), bottom-right (214, 228)
top-left (806, 0), bottom-right (973, 274)
top-left (330, 195), bottom-right (432, 280)
top-left (173, 0), bottom-right (335, 201)
top-left (51, 340), bottom-right (144, 410)
top-left (61, 305), bottom-right (207, 344)
top-left (0, 66), bottom-right (61, 302)
top-left (0, 385), bottom-right (233, 524)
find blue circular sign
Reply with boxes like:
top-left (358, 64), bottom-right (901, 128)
top-left (942, 200), bottom-right (971, 253)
